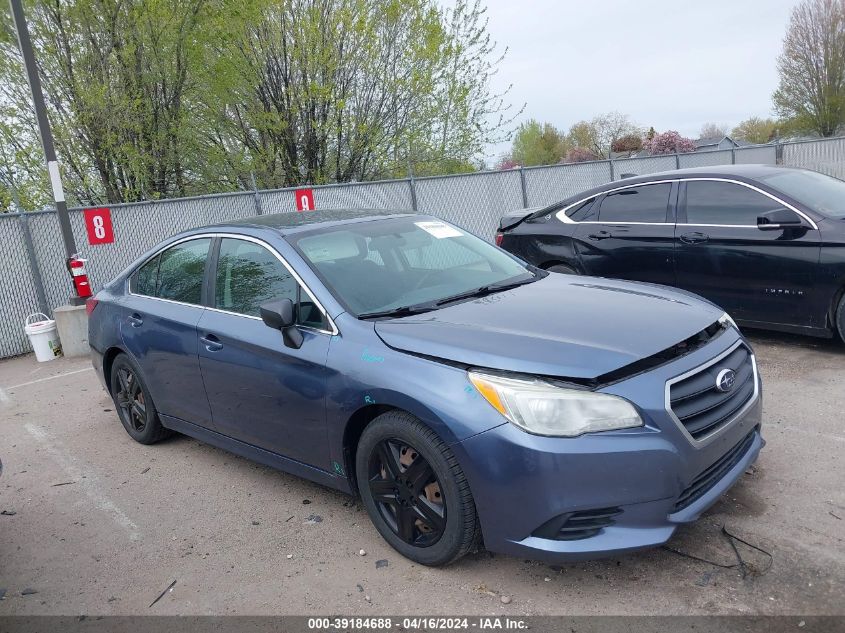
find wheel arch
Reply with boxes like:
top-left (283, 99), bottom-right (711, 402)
top-left (339, 396), bottom-right (459, 495)
top-left (540, 259), bottom-right (580, 273)
top-left (102, 346), bottom-right (127, 395)
top-left (830, 282), bottom-right (845, 334)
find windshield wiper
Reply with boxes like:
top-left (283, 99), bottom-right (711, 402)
top-left (357, 304), bottom-right (437, 320)
top-left (435, 274), bottom-right (539, 307)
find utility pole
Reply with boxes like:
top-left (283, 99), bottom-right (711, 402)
top-left (9, 0), bottom-right (83, 306)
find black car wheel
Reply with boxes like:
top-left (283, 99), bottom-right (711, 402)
top-left (356, 411), bottom-right (480, 566)
top-left (110, 354), bottom-right (172, 445)
top-left (548, 264), bottom-right (577, 275)
top-left (837, 294), bottom-right (845, 344)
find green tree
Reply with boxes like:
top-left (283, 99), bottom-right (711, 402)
top-left (773, 0), bottom-right (845, 137)
top-left (510, 119), bottom-right (568, 166)
top-left (201, 0), bottom-right (517, 187)
top-left (731, 117), bottom-right (779, 144)
top-left (0, 102), bottom-right (50, 211)
top-left (0, 0), bottom-right (516, 203)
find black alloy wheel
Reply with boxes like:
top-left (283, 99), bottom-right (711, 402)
top-left (368, 438), bottom-right (446, 547)
top-left (109, 353), bottom-right (172, 445)
top-left (115, 365), bottom-right (147, 433)
top-left (356, 411), bottom-right (480, 566)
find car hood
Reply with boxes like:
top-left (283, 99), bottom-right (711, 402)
top-left (374, 274), bottom-right (724, 380)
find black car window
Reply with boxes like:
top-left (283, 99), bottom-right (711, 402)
top-left (215, 238), bottom-right (327, 329)
top-left (131, 254), bottom-right (160, 296)
top-left (757, 168), bottom-right (845, 218)
top-left (216, 238), bottom-right (296, 317)
top-left (566, 197), bottom-right (597, 221)
top-left (685, 181), bottom-right (780, 225)
top-left (156, 238), bottom-right (211, 304)
top-left (597, 184), bottom-right (671, 223)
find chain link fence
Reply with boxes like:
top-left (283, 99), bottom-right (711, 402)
top-left (0, 136), bottom-right (842, 358)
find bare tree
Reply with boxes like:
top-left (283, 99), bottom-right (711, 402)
top-left (566, 112), bottom-right (640, 159)
top-left (699, 122), bottom-right (728, 139)
top-left (773, 0), bottom-right (845, 136)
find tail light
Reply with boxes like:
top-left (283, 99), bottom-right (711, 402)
top-left (85, 297), bottom-right (99, 316)
top-left (495, 232), bottom-right (504, 246)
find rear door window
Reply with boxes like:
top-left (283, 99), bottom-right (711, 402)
top-left (597, 183), bottom-right (671, 223)
top-left (684, 181), bottom-right (781, 225)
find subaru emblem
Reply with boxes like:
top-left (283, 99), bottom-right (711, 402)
top-left (715, 368), bottom-right (736, 393)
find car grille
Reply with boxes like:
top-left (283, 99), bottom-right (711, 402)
top-left (669, 344), bottom-right (755, 441)
top-left (532, 507), bottom-right (622, 541)
top-left (674, 429), bottom-right (757, 512)
top-left (555, 507), bottom-right (622, 540)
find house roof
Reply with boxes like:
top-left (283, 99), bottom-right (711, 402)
top-left (693, 135), bottom-right (754, 149)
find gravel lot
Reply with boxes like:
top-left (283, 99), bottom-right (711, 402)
top-left (0, 330), bottom-right (843, 616)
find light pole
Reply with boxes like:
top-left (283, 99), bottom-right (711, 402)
top-left (8, 0), bottom-right (84, 306)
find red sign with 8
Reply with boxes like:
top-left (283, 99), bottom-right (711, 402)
top-left (84, 208), bottom-right (114, 245)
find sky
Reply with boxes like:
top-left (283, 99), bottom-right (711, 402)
top-left (480, 0), bottom-right (801, 161)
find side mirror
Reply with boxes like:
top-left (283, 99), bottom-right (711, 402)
top-left (757, 208), bottom-right (803, 231)
top-left (260, 299), bottom-right (303, 349)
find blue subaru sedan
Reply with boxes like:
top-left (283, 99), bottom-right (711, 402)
top-left (88, 209), bottom-right (763, 566)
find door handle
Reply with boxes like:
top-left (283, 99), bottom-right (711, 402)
top-left (127, 313), bottom-right (143, 328)
top-left (200, 334), bottom-right (223, 352)
top-left (680, 232), bottom-right (709, 245)
top-left (588, 230), bottom-right (613, 241)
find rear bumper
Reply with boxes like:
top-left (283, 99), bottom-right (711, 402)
top-left (91, 346), bottom-right (108, 392)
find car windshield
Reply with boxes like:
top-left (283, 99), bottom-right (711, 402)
top-left (758, 169), bottom-right (845, 218)
top-left (291, 216), bottom-right (536, 317)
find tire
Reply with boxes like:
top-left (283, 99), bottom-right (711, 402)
top-left (109, 353), bottom-right (172, 445)
top-left (355, 411), bottom-right (481, 566)
top-left (837, 294), bottom-right (845, 344)
top-left (548, 264), bottom-right (577, 275)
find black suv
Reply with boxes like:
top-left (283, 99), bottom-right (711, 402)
top-left (497, 165), bottom-right (845, 341)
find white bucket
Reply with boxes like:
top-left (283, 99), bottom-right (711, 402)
top-left (24, 313), bottom-right (63, 362)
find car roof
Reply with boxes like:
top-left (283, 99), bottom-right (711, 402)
top-left (212, 208), bottom-right (417, 235)
top-left (567, 163), bottom-right (798, 203)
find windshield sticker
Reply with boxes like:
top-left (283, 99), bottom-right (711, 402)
top-left (415, 221), bottom-right (463, 239)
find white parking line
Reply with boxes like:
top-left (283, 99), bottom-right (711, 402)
top-left (24, 423), bottom-right (141, 541)
top-left (6, 366), bottom-right (93, 391)
top-left (0, 387), bottom-right (8, 403)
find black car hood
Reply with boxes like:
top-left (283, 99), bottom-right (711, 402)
top-left (374, 274), bottom-right (724, 380)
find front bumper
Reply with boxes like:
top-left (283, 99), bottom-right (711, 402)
top-left (454, 330), bottom-right (764, 562)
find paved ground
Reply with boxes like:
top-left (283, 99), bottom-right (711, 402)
top-left (0, 331), bottom-right (843, 616)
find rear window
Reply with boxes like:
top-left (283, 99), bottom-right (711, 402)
top-left (597, 184), bottom-right (670, 223)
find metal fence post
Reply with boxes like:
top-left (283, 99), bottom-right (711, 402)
top-left (408, 176), bottom-right (419, 211)
top-left (18, 213), bottom-right (49, 315)
top-left (674, 152), bottom-right (680, 170)
top-left (518, 167), bottom-right (529, 208)
top-left (775, 141), bottom-right (784, 165)
top-left (250, 172), bottom-right (264, 215)
top-left (731, 148), bottom-right (736, 164)
top-left (608, 159), bottom-right (615, 182)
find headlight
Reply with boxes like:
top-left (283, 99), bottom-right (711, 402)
top-left (468, 371), bottom-right (643, 437)
top-left (719, 312), bottom-right (737, 330)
